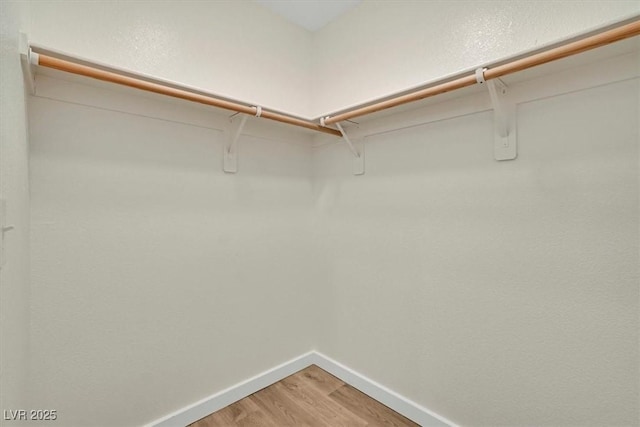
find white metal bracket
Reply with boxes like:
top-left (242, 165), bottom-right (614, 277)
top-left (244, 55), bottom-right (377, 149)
top-left (475, 68), bottom-right (517, 161)
top-left (19, 33), bottom-right (36, 94)
top-left (333, 121), bottom-right (365, 175)
top-left (223, 114), bottom-right (248, 173)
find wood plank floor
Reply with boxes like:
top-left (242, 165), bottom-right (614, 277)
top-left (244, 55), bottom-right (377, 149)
top-left (189, 365), bottom-right (419, 427)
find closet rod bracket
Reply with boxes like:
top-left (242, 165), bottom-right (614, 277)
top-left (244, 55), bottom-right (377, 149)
top-left (476, 67), bottom-right (517, 161)
top-left (223, 113), bottom-right (249, 173)
top-left (333, 121), bottom-right (364, 175)
top-left (19, 33), bottom-right (36, 94)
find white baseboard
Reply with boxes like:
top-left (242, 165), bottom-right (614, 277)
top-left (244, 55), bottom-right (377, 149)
top-left (146, 351), bottom-right (456, 427)
top-left (310, 352), bottom-right (456, 427)
top-left (146, 352), bottom-right (316, 427)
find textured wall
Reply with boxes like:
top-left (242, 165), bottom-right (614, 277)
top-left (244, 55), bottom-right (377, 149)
top-left (18, 2), bottom-right (640, 426)
top-left (28, 78), bottom-right (321, 426)
top-left (0, 2), bottom-right (31, 424)
top-left (312, 69), bottom-right (639, 425)
top-left (311, 0), bottom-right (640, 116)
top-left (26, 1), bottom-right (640, 118)
top-left (28, 0), bottom-right (313, 117)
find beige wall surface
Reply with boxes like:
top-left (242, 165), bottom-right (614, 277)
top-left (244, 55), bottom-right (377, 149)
top-left (311, 0), bottom-right (640, 116)
top-left (3, 1), bottom-right (638, 426)
top-left (27, 82), bottom-right (321, 426)
top-left (0, 1), bottom-right (31, 424)
top-left (28, 0), bottom-right (313, 117)
top-left (312, 73), bottom-right (639, 426)
top-left (25, 1), bottom-right (640, 118)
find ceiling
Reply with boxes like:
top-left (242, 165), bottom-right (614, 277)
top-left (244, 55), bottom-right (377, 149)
top-left (254, 0), bottom-right (361, 32)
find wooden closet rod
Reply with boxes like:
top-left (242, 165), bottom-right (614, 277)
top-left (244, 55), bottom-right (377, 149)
top-left (31, 18), bottom-right (639, 134)
top-left (322, 18), bottom-right (640, 125)
top-left (32, 53), bottom-right (342, 137)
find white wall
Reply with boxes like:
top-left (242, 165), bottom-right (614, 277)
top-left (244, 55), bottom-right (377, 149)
top-left (27, 0), bottom-right (313, 117)
top-left (0, 1), bottom-right (31, 424)
top-left (311, 0), bottom-right (640, 117)
top-left (14, 2), bottom-right (640, 426)
top-left (27, 75), bottom-right (322, 427)
top-left (312, 54), bottom-right (639, 426)
top-left (25, 1), bottom-right (640, 119)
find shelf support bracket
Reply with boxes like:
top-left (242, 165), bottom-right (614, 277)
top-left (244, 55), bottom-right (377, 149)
top-left (19, 33), bottom-right (36, 94)
top-left (327, 119), bottom-right (364, 175)
top-left (223, 113), bottom-right (248, 173)
top-left (476, 68), bottom-right (517, 161)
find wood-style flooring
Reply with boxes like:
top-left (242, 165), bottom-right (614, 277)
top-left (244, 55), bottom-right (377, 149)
top-left (189, 365), bottom-right (419, 427)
